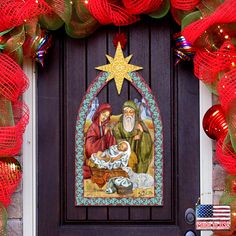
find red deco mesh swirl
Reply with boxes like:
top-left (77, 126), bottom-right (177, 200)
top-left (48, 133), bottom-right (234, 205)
top-left (0, 54), bottom-right (28, 102)
top-left (0, 101), bottom-right (29, 157)
top-left (170, 7), bottom-right (193, 25)
top-left (85, 0), bottom-right (139, 26)
top-left (0, 159), bottom-right (22, 207)
top-left (122, 0), bottom-right (163, 14)
top-left (217, 137), bottom-right (236, 175)
top-left (0, 0), bottom-right (52, 32)
top-left (194, 41), bottom-right (236, 84)
top-left (43, 0), bottom-right (72, 23)
top-left (218, 70), bottom-right (236, 154)
top-left (218, 68), bottom-right (236, 113)
top-left (182, 0), bottom-right (236, 45)
top-left (170, 0), bottom-right (200, 11)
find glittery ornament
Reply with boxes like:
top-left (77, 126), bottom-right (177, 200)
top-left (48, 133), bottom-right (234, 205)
top-left (96, 42), bottom-right (142, 94)
top-left (0, 157), bottom-right (22, 207)
top-left (24, 30), bottom-right (52, 66)
top-left (113, 33), bottom-right (127, 49)
top-left (173, 32), bottom-right (195, 65)
top-left (203, 104), bottom-right (228, 140)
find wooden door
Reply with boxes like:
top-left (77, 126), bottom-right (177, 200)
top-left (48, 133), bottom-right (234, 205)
top-left (37, 15), bottom-right (200, 236)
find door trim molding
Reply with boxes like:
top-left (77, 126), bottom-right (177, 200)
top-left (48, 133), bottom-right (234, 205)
top-left (22, 62), bottom-right (213, 236)
top-left (23, 59), bottom-right (37, 236)
top-left (199, 82), bottom-right (213, 236)
top-left (200, 82), bottom-right (213, 204)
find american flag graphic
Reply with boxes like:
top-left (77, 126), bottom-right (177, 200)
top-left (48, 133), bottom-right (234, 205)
top-left (196, 205), bottom-right (231, 230)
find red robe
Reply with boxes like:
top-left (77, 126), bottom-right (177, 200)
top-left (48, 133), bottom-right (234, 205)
top-left (85, 122), bottom-right (116, 158)
top-left (83, 103), bottom-right (116, 178)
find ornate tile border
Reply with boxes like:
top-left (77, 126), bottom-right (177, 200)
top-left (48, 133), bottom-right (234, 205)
top-left (75, 72), bottom-right (163, 206)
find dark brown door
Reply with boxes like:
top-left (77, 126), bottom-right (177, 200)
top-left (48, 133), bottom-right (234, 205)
top-left (38, 15), bottom-right (200, 236)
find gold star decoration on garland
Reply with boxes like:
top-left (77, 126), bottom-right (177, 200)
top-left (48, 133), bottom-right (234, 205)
top-left (96, 42), bottom-right (143, 94)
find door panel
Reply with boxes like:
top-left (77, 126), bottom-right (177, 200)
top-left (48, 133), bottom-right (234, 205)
top-left (38, 15), bottom-right (200, 235)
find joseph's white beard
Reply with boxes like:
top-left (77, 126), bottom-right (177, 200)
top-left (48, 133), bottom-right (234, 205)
top-left (123, 115), bottom-right (135, 132)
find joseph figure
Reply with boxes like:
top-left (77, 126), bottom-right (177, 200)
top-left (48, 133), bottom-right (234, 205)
top-left (113, 100), bottom-right (153, 173)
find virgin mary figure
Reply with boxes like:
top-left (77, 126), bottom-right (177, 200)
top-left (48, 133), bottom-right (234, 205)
top-left (83, 103), bottom-right (117, 178)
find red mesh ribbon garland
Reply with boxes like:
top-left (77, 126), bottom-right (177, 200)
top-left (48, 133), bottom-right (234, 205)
top-left (197, 0), bottom-right (224, 18)
top-left (122, 0), bottom-right (163, 14)
top-left (85, 0), bottom-right (139, 26)
top-left (216, 137), bottom-right (236, 175)
top-left (0, 101), bottom-right (29, 157)
top-left (43, 0), bottom-right (72, 24)
top-left (182, 0), bottom-right (236, 46)
top-left (65, 1), bottom-right (100, 38)
top-left (0, 54), bottom-right (28, 102)
top-left (218, 69), bottom-right (236, 153)
top-left (170, 7), bottom-right (193, 25)
top-left (218, 68), bottom-right (236, 113)
top-left (194, 41), bottom-right (236, 84)
top-left (170, 0), bottom-right (200, 11)
top-left (0, 157), bottom-right (22, 207)
top-left (0, 0), bottom-right (52, 32)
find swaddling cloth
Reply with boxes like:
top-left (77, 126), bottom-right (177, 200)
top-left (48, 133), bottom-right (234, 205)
top-left (90, 141), bottom-right (131, 170)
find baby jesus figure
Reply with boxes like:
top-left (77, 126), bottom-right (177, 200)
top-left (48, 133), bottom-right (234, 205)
top-left (90, 141), bottom-right (131, 170)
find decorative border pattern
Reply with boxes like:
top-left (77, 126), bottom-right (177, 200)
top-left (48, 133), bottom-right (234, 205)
top-left (75, 72), bottom-right (163, 206)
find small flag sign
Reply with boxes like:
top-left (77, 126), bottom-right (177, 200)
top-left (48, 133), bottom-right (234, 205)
top-left (196, 205), bottom-right (231, 230)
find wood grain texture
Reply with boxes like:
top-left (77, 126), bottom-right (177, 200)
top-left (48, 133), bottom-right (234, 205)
top-left (38, 16), bottom-right (200, 235)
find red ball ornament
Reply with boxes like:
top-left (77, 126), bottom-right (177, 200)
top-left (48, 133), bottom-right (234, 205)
top-left (203, 104), bottom-right (228, 140)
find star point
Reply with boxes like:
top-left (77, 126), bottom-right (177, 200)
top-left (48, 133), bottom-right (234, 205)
top-left (96, 42), bottom-right (143, 94)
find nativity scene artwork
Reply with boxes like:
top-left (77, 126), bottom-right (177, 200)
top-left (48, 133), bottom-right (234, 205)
top-left (75, 43), bottom-right (163, 206)
top-left (84, 98), bottom-right (154, 194)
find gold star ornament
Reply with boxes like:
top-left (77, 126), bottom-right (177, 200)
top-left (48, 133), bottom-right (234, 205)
top-left (96, 42), bottom-right (143, 94)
